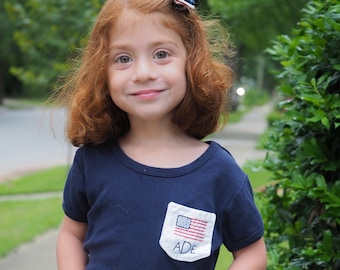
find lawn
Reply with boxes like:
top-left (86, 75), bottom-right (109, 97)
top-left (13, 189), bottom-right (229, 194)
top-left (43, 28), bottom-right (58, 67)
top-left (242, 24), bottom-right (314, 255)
top-left (0, 198), bottom-right (63, 257)
top-left (0, 166), bottom-right (68, 257)
top-left (0, 166), bottom-right (68, 195)
top-left (0, 166), bottom-right (69, 195)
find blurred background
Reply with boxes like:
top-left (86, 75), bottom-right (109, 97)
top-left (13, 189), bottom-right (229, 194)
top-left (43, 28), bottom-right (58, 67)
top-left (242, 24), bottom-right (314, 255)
top-left (0, 0), bottom-right (309, 106)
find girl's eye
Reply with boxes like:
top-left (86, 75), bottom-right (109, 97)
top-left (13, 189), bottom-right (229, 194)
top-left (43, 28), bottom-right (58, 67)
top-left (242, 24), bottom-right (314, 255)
top-left (116, 55), bottom-right (131, 63)
top-left (155, 50), bottom-right (169, 59)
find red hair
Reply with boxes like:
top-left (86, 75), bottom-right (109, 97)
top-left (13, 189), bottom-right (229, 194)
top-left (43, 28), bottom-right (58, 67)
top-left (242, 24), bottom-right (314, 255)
top-left (54, 0), bottom-right (233, 146)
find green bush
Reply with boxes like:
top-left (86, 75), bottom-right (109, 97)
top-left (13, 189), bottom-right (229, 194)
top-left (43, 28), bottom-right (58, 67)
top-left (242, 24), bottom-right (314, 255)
top-left (4, 0), bottom-right (104, 97)
top-left (266, 110), bottom-right (286, 127)
top-left (261, 0), bottom-right (340, 269)
top-left (242, 87), bottom-right (270, 107)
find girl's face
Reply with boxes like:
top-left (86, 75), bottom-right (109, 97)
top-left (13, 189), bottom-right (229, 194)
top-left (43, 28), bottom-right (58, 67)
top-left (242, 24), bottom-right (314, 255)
top-left (107, 9), bottom-right (187, 124)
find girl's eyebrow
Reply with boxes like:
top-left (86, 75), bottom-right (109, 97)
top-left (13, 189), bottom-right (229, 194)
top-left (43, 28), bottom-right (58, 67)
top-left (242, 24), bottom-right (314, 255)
top-left (150, 40), bottom-right (181, 48)
top-left (109, 40), bottom-right (181, 51)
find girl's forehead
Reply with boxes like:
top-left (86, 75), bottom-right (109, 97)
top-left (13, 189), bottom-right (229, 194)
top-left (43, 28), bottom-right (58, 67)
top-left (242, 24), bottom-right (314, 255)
top-left (114, 8), bottom-right (176, 32)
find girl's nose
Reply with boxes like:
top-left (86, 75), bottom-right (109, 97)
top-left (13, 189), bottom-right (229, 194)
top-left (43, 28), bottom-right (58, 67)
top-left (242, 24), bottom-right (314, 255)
top-left (132, 58), bottom-right (158, 82)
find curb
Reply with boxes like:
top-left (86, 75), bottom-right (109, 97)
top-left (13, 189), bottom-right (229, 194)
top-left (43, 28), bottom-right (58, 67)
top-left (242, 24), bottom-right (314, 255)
top-left (0, 191), bottom-right (62, 202)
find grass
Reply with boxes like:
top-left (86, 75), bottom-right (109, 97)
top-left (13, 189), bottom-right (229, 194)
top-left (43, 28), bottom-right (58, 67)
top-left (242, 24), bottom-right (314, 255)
top-left (0, 198), bottom-right (63, 257)
top-left (2, 98), bottom-right (46, 109)
top-left (0, 166), bottom-right (68, 257)
top-left (215, 245), bottom-right (233, 269)
top-left (228, 106), bottom-right (250, 123)
top-left (0, 166), bottom-right (69, 195)
top-left (243, 159), bottom-right (273, 189)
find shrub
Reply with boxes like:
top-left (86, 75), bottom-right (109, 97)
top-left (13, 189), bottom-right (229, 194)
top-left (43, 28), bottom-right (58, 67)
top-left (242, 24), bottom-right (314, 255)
top-left (242, 87), bottom-right (270, 107)
top-left (266, 110), bottom-right (287, 127)
top-left (261, 0), bottom-right (340, 269)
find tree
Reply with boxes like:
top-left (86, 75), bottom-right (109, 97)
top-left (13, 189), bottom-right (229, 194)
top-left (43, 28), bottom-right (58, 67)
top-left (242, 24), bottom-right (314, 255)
top-left (261, 0), bottom-right (340, 268)
top-left (4, 0), bottom-right (104, 98)
top-left (0, 3), bottom-right (22, 104)
top-left (207, 0), bottom-right (309, 90)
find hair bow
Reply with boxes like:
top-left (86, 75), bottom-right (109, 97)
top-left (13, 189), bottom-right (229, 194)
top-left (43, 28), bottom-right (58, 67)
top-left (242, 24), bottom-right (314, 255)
top-left (173, 0), bottom-right (198, 10)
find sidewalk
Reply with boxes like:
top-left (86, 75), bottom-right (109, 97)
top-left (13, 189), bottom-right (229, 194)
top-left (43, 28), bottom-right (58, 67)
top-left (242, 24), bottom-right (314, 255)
top-left (0, 103), bottom-right (272, 270)
top-left (211, 103), bottom-right (271, 166)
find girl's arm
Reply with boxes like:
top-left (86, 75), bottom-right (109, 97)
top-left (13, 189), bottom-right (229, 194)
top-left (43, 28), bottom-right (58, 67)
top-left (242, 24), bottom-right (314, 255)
top-left (57, 215), bottom-right (88, 270)
top-left (228, 237), bottom-right (267, 270)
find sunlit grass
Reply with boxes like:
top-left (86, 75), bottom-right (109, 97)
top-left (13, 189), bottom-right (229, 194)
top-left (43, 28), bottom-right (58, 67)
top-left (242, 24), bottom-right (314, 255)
top-left (0, 198), bottom-right (63, 257)
top-left (0, 166), bottom-right (69, 195)
top-left (243, 159), bottom-right (273, 189)
top-left (215, 245), bottom-right (233, 269)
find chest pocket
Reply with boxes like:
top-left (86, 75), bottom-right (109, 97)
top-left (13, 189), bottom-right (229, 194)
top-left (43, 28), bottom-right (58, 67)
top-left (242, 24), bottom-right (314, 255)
top-left (159, 202), bottom-right (216, 262)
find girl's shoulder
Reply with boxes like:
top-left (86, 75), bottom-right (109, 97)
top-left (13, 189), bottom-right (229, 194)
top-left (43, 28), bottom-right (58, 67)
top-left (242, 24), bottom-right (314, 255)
top-left (206, 140), bottom-right (248, 184)
top-left (206, 141), bottom-right (242, 168)
top-left (73, 138), bottom-right (115, 161)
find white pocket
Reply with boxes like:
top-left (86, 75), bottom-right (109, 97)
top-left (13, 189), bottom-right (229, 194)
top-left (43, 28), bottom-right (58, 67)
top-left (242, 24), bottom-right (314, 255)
top-left (159, 202), bottom-right (216, 262)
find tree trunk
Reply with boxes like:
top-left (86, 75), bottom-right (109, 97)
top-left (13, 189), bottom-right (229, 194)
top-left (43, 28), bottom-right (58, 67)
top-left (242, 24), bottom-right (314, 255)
top-left (0, 65), bottom-right (4, 105)
top-left (256, 55), bottom-right (266, 90)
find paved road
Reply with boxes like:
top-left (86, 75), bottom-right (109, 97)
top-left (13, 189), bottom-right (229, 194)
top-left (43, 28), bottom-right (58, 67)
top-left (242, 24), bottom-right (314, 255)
top-left (0, 106), bottom-right (76, 182)
top-left (0, 103), bottom-right (272, 270)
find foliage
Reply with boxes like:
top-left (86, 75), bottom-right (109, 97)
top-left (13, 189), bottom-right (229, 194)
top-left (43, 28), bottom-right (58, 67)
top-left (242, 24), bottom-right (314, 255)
top-left (2, 0), bottom-right (308, 99)
top-left (208, 0), bottom-right (309, 90)
top-left (4, 0), bottom-right (104, 98)
top-left (266, 104), bottom-right (291, 127)
top-left (0, 3), bottom-right (22, 102)
top-left (262, 0), bottom-right (340, 268)
top-left (208, 0), bottom-right (307, 52)
top-left (242, 87), bottom-right (270, 106)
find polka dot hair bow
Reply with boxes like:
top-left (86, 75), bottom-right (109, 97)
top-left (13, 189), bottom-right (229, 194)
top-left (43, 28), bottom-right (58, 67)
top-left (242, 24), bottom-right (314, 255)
top-left (173, 0), bottom-right (198, 10)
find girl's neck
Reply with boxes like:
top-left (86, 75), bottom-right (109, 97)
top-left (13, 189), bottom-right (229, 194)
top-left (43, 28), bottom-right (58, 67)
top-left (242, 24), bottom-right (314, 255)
top-left (123, 117), bottom-right (184, 145)
top-left (118, 120), bottom-right (208, 168)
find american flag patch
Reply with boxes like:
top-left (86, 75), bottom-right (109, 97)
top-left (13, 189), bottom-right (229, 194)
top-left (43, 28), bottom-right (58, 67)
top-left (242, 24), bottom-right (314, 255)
top-left (174, 215), bottom-right (208, 242)
top-left (159, 202), bottom-right (216, 262)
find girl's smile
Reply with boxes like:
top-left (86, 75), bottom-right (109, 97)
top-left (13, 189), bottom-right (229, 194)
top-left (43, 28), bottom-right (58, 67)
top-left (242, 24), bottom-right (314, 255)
top-left (131, 89), bottom-right (166, 101)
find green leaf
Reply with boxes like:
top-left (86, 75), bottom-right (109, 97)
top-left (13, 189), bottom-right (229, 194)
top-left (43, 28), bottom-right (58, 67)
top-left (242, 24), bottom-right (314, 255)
top-left (321, 230), bottom-right (332, 251)
top-left (321, 117), bottom-right (330, 129)
top-left (315, 175), bottom-right (327, 189)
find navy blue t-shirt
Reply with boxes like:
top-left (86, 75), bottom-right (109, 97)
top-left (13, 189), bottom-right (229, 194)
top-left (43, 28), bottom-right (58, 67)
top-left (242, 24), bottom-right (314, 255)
top-left (62, 139), bottom-right (263, 269)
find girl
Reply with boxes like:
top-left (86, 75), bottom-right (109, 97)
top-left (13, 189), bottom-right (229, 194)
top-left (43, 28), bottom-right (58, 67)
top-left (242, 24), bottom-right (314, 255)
top-left (56, 0), bottom-right (267, 269)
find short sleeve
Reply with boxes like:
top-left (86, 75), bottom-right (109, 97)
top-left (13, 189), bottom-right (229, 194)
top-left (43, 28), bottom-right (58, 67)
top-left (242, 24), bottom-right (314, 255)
top-left (62, 152), bottom-right (90, 223)
top-left (222, 174), bottom-right (264, 252)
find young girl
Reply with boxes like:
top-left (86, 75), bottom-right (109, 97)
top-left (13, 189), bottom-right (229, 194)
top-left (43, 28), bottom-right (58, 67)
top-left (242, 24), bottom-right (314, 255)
top-left (55, 0), bottom-right (267, 269)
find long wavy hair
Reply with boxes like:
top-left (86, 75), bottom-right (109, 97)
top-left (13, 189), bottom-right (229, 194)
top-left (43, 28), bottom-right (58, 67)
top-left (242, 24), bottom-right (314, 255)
top-left (54, 0), bottom-right (234, 146)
